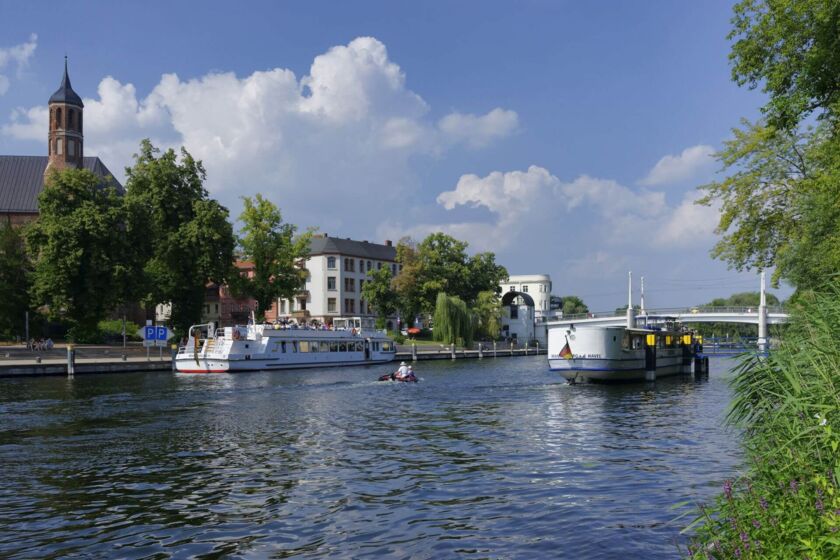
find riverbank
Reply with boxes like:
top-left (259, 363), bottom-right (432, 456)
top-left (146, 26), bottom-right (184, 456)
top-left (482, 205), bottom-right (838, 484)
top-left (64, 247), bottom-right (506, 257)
top-left (0, 346), bottom-right (546, 378)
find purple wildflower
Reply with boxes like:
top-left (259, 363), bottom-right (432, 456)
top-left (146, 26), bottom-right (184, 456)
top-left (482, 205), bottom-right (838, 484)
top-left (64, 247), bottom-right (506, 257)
top-left (740, 531), bottom-right (749, 545)
top-left (790, 479), bottom-right (799, 493)
top-left (759, 496), bottom-right (768, 511)
top-left (734, 546), bottom-right (742, 558)
top-left (729, 517), bottom-right (738, 530)
top-left (724, 479), bottom-right (733, 500)
top-left (752, 519), bottom-right (761, 529)
top-left (816, 499), bottom-right (825, 513)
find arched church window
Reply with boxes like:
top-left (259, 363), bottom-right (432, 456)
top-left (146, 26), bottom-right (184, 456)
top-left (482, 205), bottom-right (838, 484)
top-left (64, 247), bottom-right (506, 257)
top-left (68, 139), bottom-right (75, 156)
top-left (56, 108), bottom-right (63, 129)
top-left (57, 138), bottom-right (63, 155)
top-left (69, 110), bottom-right (75, 130)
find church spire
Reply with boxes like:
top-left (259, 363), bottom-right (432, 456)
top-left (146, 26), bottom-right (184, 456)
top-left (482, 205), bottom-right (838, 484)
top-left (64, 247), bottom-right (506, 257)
top-left (48, 56), bottom-right (83, 108)
top-left (46, 57), bottom-right (84, 174)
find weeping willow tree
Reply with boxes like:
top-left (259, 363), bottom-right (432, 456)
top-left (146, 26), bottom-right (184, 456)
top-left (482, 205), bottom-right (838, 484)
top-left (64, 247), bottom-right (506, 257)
top-left (433, 292), bottom-right (476, 346)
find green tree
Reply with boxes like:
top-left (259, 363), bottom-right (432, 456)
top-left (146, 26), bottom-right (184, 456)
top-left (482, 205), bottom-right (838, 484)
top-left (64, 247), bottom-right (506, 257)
top-left (0, 222), bottom-right (31, 339)
top-left (432, 292), bottom-right (475, 346)
top-left (729, 0), bottom-right (840, 130)
top-left (26, 169), bottom-right (130, 341)
top-left (125, 140), bottom-right (235, 336)
top-left (474, 290), bottom-right (502, 339)
top-left (560, 295), bottom-right (589, 316)
top-left (237, 194), bottom-right (310, 321)
top-left (467, 252), bottom-right (508, 297)
top-left (392, 237), bottom-right (422, 323)
top-left (362, 265), bottom-right (398, 328)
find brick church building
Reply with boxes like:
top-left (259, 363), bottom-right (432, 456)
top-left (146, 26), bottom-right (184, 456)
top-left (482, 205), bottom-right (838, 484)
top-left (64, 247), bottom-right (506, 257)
top-left (0, 59), bottom-right (121, 226)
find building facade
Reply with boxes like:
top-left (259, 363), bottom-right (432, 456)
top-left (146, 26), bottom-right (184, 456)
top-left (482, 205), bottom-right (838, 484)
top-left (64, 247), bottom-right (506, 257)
top-left (276, 234), bottom-right (399, 327)
top-left (500, 274), bottom-right (560, 345)
top-left (0, 59), bottom-right (121, 227)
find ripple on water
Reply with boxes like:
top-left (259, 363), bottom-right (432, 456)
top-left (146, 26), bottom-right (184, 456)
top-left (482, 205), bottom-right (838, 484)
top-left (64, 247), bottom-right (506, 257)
top-left (0, 356), bottom-right (742, 558)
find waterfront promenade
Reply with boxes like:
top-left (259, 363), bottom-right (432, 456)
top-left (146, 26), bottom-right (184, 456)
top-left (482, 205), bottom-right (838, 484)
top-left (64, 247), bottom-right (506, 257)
top-left (0, 342), bottom-right (546, 378)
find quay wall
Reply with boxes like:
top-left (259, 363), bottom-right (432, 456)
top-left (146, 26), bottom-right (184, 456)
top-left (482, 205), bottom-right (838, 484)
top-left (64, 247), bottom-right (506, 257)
top-left (0, 348), bottom-right (547, 378)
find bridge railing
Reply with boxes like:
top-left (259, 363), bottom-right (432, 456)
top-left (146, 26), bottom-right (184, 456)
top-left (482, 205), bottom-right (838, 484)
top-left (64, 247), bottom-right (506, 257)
top-left (555, 306), bottom-right (786, 322)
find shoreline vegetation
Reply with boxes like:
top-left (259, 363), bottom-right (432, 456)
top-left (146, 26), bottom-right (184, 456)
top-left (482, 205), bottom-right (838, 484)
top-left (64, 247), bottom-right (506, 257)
top-left (686, 288), bottom-right (840, 558)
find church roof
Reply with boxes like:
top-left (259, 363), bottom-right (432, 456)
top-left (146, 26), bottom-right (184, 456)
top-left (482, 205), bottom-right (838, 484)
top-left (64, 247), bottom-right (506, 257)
top-left (308, 235), bottom-right (396, 261)
top-left (48, 59), bottom-right (84, 108)
top-left (0, 156), bottom-right (123, 213)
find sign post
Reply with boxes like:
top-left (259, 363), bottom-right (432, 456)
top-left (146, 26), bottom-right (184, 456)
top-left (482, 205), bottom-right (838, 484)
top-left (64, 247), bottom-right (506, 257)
top-left (143, 322), bottom-right (155, 361)
top-left (156, 326), bottom-right (168, 360)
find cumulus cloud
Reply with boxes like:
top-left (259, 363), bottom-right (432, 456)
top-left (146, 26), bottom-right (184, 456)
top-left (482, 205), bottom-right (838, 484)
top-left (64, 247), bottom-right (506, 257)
top-left (438, 108), bottom-right (519, 148)
top-left (2, 37), bottom-right (517, 233)
top-left (639, 144), bottom-right (715, 186)
top-left (0, 33), bottom-right (37, 95)
top-left (655, 191), bottom-right (720, 247)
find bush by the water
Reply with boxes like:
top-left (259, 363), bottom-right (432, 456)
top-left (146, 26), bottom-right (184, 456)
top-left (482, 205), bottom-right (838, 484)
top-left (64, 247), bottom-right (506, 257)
top-left (687, 289), bottom-right (840, 558)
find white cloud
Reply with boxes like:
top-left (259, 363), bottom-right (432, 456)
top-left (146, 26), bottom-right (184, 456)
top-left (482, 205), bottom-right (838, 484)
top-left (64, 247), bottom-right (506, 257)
top-left (0, 33), bottom-right (37, 95)
top-left (654, 191), bottom-right (719, 247)
top-left (639, 144), bottom-right (715, 186)
top-left (2, 37), bottom-right (517, 233)
top-left (438, 108), bottom-right (519, 148)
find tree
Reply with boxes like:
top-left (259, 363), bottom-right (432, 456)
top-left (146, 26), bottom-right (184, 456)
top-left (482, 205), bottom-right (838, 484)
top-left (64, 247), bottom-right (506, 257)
top-left (362, 265), bottom-right (398, 328)
top-left (729, 0), bottom-right (840, 130)
top-left (432, 292), bottom-right (475, 346)
top-left (125, 140), bottom-right (235, 336)
top-left (560, 295), bottom-right (589, 316)
top-left (26, 169), bottom-right (131, 341)
top-left (474, 290), bottom-right (502, 339)
top-left (392, 237), bottom-right (422, 323)
top-left (467, 252), bottom-right (508, 297)
top-left (0, 223), bottom-right (31, 339)
top-left (237, 194), bottom-right (310, 321)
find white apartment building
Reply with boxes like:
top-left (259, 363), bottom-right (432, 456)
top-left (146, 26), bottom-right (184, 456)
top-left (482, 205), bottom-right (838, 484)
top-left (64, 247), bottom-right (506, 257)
top-left (500, 274), bottom-right (560, 345)
top-left (276, 234), bottom-right (399, 327)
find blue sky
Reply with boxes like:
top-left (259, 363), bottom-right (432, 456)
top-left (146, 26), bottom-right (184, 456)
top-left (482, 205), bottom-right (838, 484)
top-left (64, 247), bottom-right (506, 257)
top-left (0, 1), bottom-right (787, 310)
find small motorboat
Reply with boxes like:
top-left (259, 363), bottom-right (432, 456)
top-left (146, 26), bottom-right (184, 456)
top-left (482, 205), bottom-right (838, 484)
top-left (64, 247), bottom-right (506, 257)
top-left (378, 372), bottom-right (418, 383)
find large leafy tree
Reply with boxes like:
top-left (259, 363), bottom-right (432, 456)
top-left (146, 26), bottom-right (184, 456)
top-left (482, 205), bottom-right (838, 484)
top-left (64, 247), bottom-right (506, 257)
top-left (237, 194), bottom-right (310, 321)
top-left (26, 169), bottom-right (132, 341)
top-left (361, 265), bottom-right (398, 327)
top-left (700, 0), bottom-right (840, 292)
top-left (474, 290), bottom-right (502, 340)
top-left (0, 222), bottom-right (31, 339)
top-left (392, 237), bottom-right (422, 323)
top-left (560, 295), bottom-right (589, 316)
top-left (125, 140), bottom-right (235, 336)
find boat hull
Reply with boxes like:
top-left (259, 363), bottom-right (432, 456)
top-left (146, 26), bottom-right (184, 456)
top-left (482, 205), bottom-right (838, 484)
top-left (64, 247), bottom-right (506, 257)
top-left (548, 355), bottom-right (686, 382)
top-left (176, 355), bottom-right (394, 374)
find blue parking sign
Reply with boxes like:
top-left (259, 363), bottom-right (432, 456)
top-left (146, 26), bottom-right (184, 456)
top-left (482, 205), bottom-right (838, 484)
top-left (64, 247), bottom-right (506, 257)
top-left (156, 326), bottom-right (167, 341)
top-left (144, 326), bottom-right (156, 340)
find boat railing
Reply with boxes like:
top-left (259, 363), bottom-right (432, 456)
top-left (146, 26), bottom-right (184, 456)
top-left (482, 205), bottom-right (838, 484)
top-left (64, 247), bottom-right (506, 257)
top-left (559, 305), bottom-right (786, 321)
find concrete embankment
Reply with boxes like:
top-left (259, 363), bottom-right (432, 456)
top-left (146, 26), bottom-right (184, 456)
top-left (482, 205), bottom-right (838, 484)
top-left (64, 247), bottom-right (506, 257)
top-left (0, 347), bottom-right (546, 378)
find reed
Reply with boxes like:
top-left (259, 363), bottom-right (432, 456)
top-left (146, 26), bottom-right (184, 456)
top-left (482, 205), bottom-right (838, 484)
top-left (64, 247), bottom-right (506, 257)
top-left (686, 287), bottom-right (840, 558)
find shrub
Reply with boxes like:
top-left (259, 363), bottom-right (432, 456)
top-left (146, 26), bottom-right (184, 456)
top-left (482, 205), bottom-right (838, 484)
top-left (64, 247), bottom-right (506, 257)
top-left (98, 319), bottom-right (142, 342)
top-left (686, 287), bottom-right (840, 558)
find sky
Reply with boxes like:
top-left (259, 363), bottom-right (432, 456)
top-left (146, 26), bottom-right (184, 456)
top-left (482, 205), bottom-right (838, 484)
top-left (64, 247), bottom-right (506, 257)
top-left (0, 0), bottom-right (790, 311)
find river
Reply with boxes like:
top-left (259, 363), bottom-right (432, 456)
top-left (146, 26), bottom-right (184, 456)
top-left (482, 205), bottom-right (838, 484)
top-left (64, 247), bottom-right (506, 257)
top-left (0, 356), bottom-right (742, 559)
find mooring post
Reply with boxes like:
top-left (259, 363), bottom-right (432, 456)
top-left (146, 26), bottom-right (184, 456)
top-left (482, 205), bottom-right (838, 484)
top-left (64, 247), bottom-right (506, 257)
top-left (66, 344), bottom-right (75, 377)
top-left (451, 343), bottom-right (456, 360)
top-left (510, 341), bottom-right (514, 356)
top-left (478, 342), bottom-right (483, 359)
top-left (412, 342), bottom-right (417, 361)
top-left (493, 340), bottom-right (497, 358)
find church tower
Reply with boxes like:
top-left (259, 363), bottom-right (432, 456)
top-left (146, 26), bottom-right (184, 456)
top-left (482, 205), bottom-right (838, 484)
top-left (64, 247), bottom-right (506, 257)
top-left (45, 57), bottom-right (84, 175)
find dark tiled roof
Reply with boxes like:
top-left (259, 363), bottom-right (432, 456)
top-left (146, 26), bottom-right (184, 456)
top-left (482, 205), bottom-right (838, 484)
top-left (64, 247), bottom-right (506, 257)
top-left (0, 156), bottom-right (123, 213)
top-left (308, 236), bottom-right (396, 261)
top-left (49, 60), bottom-right (84, 107)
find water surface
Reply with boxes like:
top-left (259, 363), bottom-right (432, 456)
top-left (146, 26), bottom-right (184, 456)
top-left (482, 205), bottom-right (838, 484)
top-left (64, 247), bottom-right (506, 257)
top-left (0, 356), bottom-right (741, 558)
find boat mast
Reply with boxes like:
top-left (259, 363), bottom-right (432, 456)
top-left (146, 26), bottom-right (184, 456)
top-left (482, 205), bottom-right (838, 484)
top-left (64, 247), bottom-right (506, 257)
top-left (640, 276), bottom-right (646, 315)
top-left (626, 271), bottom-right (636, 328)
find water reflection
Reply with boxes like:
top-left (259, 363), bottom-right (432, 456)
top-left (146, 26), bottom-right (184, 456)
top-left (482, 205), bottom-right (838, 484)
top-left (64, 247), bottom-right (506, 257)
top-left (0, 357), bottom-right (741, 558)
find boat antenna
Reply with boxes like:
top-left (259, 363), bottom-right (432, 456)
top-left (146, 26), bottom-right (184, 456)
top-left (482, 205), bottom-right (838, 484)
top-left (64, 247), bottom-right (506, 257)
top-left (640, 276), bottom-right (646, 314)
top-left (626, 271), bottom-right (636, 328)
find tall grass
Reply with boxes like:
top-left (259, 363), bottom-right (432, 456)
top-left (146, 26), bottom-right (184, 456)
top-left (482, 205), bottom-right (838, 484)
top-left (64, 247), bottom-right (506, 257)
top-left (687, 288), bottom-right (840, 558)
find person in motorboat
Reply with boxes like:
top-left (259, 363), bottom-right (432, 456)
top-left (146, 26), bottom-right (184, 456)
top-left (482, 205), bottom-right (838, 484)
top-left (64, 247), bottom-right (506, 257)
top-left (379, 362), bottom-right (417, 382)
top-left (394, 361), bottom-right (409, 380)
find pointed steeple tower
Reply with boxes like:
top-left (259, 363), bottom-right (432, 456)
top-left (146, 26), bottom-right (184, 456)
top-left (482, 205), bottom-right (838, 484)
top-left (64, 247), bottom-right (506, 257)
top-left (45, 57), bottom-right (84, 176)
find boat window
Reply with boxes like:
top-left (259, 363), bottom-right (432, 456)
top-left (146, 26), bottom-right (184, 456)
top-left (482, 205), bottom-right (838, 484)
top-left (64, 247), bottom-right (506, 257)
top-left (381, 341), bottom-right (392, 352)
top-left (299, 341), bottom-right (310, 353)
top-left (281, 341), bottom-right (286, 353)
top-left (622, 333), bottom-right (630, 350)
top-left (356, 341), bottom-right (363, 352)
top-left (292, 341), bottom-right (298, 353)
top-left (339, 342), bottom-right (347, 352)
top-left (632, 335), bottom-right (643, 349)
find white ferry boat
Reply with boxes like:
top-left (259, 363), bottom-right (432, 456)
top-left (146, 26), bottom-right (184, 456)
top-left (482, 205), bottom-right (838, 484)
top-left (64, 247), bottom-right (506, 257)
top-left (547, 321), bottom-right (690, 383)
top-left (547, 273), bottom-right (693, 383)
top-left (175, 317), bottom-right (396, 373)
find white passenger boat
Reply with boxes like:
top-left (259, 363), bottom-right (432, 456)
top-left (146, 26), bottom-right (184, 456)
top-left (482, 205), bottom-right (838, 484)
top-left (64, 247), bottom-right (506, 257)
top-left (547, 273), bottom-right (694, 383)
top-left (175, 317), bottom-right (396, 373)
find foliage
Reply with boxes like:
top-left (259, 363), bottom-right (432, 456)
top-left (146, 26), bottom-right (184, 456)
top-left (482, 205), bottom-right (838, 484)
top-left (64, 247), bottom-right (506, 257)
top-left (0, 222), bottom-right (31, 339)
top-left (729, 0), bottom-right (840, 130)
top-left (687, 286), bottom-right (840, 558)
top-left (690, 291), bottom-right (782, 339)
top-left (560, 295), bottom-right (589, 316)
top-left (474, 290), bottom-right (502, 340)
top-left (98, 319), bottom-right (142, 342)
top-left (124, 140), bottom-right (235, 337)
top-left (236, 194), bottom-right (310, 321)
top-left (362, 265), bottom-right (398, 323)
top-left (432, 292), bottom-right (475, 346)
top-left (394, 233), bottom-right (508, 316)
top-left (26, 169), bottom-right (132, 342)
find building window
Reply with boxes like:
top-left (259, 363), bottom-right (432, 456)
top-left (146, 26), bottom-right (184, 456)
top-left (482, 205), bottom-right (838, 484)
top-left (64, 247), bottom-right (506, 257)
top-left (57, 138), bottom-right (63, 155)
top-left (328, 298), bottom-right (336, 313)
top-left (68, 140), bottom-right (75, 156)
top-left (327, 276), bottom-right (336, 291)
top-left (68, 110), bottom-right (75, 130)
top-left (344, 278), bottom-right (355, 292)
top-left (280, 300), bottom-right (286, 313)
top-left (215, 303), bottom-right (219, 313)
top-left (56, 108), bottom-right (62, 129)
top-left (522, 285), bottom-right (529, 293)
top-left (327, 256), bottom-right (336, 269)
top-left (510, 305), bottom-right (519, 319)
top-left (391, 264), bottom-right (397, 276)
top-left (360, 299), bottom-right (365, 314)
top-left (367, 260), bottom-right (372, 271)
top-left (359, 259), bottom-right (364, 271)
top-left (377, 262), bottom-right (382, 270)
